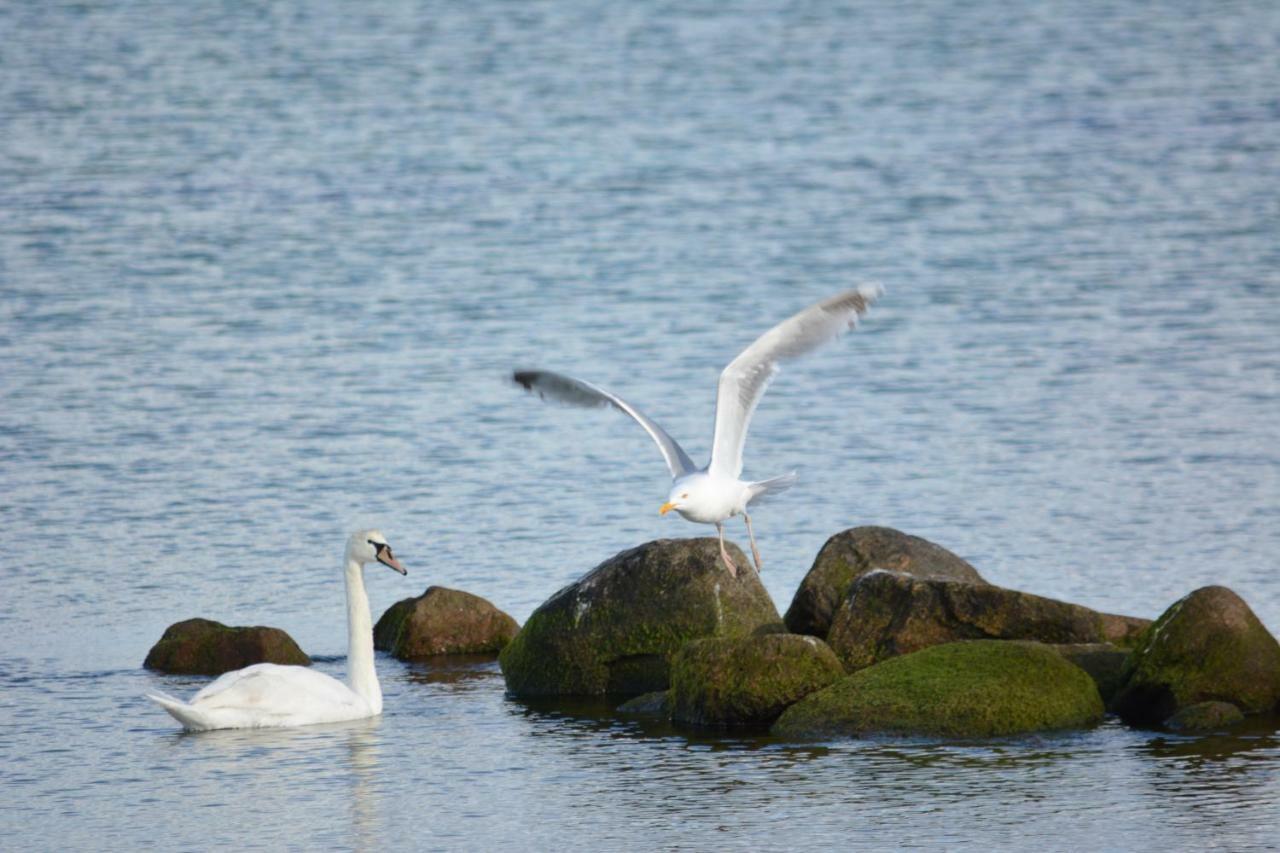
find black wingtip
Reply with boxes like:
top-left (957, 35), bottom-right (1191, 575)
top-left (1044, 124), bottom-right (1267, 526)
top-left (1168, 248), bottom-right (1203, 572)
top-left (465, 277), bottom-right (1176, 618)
top-left (512, 370), bottom-right (537, 391)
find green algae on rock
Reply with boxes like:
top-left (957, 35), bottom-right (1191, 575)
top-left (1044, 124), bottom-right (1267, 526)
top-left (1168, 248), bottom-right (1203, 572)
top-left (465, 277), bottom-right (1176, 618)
top-left (1164, 701), bottom-right (1245, 732)
top-left (374, 585), bottom-right (519, 659)
top-left (1111, 586), bottom-right (1280, 726)
top-left (670, 633), bottom-right (844, 727)
top-left (772, 640), bottom-right (1104, 739)
top-left (143, 618), bottom-right (310, 675)
top-left (827, 570), bottom-right (1150, 672)
top-left (499, 538), bottom-right (783, 698)
top-left (784, 526), bottom-right (987, 639)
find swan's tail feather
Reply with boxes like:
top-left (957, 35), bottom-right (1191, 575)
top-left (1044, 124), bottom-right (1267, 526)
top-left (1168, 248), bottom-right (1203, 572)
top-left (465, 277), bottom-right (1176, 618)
top-left (748, 471), bottom-right (799, 504)
top-left (146, 692), bottom-right (214, 732)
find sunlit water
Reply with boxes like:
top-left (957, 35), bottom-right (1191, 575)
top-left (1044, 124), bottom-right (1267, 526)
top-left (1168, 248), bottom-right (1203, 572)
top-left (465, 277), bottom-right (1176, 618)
top-left (2, 0), bottom-right (1279, 848)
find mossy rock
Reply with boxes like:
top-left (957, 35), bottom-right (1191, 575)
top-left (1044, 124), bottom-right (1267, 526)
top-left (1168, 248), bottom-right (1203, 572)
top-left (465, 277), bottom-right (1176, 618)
top-left (374, 586), bottom-right (519, 659)
top-left (143, 618), bottom-right (310, 675)
top-left (616, 690), bottom-right (672, 717)
top-left (827, 570), bottom-right (1151, 672)
top-left (671, 634), bottom-right (844, 727)
top-left (772, 640), bottom-right (1104, 739)
top-left (499, 538), bottom-right (783, 698)
top-left (1111, 586), bottom-right (1280, 726)
top-left (784, 526), bottom-right (987, 639)
top-left (1050, 643), bottom-right (1130, 706)
top-left (1165, 701), bottom-right (1245, 732)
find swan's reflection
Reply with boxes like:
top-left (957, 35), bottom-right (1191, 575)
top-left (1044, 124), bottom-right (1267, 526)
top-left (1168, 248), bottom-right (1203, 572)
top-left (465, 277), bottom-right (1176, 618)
top-left (161, 716), bottom-right (385, 850)
top-left (344, 719), bottom-right (382, 853)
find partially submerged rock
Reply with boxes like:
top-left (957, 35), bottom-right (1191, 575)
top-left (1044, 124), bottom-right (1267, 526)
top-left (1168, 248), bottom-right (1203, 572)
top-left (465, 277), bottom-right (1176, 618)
top-left (772, 640), bottom-right (1104, 739)
top-left (499, 538), bottom-right (783, 698)
top-left (1165, 701), bottom-right (1245, 732)
top-left (670, 634), bottom-right (843, 728)
top-left (1111, 586), bottom-right (1280, 726)
top-left (616, 690), bottom-right (672, 717)
top-left (1050, 643), bottom-right (1130, 706)
top-left (784, 526), bottom-right (987, 639)
top-left (143, 618), bottom-right (310, 675)
top-left (374, 586), bottom-right (518, 659)
top-left (826, 570), bottom-right (1150, 672)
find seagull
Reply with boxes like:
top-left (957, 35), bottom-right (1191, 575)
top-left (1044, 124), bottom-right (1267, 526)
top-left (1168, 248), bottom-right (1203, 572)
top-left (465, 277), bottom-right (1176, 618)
top-left (513, 285), bottom-right (882, 577)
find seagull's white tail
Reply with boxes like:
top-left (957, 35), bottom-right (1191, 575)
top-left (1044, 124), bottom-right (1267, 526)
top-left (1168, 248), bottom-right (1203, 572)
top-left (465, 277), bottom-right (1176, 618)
top-left (146, 692), bottom-right (214, 732)
top-left (747, 471), bottom-right (799, 504)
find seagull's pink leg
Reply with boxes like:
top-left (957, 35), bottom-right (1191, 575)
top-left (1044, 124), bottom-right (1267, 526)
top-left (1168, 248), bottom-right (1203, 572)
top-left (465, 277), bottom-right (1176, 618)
top-left (743, 512), bottom-right (763, 573)
top-left (715, 521), bottom-right (738, 578)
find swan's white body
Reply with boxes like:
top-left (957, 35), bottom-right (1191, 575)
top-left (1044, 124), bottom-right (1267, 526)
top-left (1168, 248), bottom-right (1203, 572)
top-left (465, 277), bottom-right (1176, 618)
top-left (147, 531), bottom-right (406, 732)
top-left (514, 286), bottom-right (881, 575)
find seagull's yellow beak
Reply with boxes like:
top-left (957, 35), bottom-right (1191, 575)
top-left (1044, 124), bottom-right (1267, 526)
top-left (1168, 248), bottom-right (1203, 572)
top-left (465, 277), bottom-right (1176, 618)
top-left (659, 501), bottom-right (677, 516)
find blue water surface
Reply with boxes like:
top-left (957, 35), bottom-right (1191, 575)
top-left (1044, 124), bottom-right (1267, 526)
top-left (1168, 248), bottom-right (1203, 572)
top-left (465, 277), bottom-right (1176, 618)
top-left (2, 1), bottom-right (1278, 849)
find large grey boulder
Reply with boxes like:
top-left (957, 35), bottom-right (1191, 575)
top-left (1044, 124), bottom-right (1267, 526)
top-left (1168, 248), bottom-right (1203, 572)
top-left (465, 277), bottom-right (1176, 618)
top-left (785, 526), bottom-right (987, 639)
top-left (499, 539), bottom-right (783, 698)
top-left (826, 570), bottom-right (1150, 672)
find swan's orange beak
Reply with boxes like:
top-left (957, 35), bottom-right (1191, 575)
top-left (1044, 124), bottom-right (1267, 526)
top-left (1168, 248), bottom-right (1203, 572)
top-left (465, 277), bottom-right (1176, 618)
top-left (376, 548), bottom-right (407, 575)
top-left (659, 502), bottom-right (677, 516)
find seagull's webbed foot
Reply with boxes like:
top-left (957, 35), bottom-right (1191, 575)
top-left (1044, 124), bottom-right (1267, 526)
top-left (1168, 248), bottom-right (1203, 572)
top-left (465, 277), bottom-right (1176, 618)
top-left (715, 522), bottom-right (739, 578)
top-left (743, 512), bottom-right (763, 574)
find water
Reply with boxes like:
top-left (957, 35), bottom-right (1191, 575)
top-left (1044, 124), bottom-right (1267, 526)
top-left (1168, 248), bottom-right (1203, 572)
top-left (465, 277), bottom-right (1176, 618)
top-left (2, 0), bottom-right (1279, 848)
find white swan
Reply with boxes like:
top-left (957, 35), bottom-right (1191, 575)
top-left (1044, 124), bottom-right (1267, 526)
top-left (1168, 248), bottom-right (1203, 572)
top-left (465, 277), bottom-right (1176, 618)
top-left (146, 530), bottom-right (407, 731)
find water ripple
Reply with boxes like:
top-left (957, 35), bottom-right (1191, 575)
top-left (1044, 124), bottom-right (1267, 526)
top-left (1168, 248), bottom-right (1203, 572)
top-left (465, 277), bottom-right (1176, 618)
top-left (3, 0), bottom-right (1280, 848)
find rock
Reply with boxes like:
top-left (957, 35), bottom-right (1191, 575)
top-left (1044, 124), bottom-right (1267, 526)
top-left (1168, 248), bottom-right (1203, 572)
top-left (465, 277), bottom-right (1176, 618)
top-left (784, 526), bottom-right (987, 639)
top-left (670, 634), bottom-right (844, 727)
top-left (499, 538), bottom-right (784, 698)
top-left (1111, 586), bottom-right (1280, 726)
top-left (374, 586), bottom-right (519, 659)
top-left (616, 690), bottom-right (672, 717)
top-left (1165, 701), bottom-right (1245, 732)
top-left (143, 618), bottom-right (310, 675)
top-left (827, 570), bottom-right (1151, 672)
top-left (772, 640), bottom-right (1104, 739)
top-left (1050, 643), bottom-right (1130, 706)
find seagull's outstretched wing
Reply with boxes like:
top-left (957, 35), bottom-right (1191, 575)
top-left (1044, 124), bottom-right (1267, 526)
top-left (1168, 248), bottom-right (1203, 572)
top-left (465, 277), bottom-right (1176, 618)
top-left (513, 370), bottom-right (697, 478)
top-left (708, 284), bottom-right (882, 480)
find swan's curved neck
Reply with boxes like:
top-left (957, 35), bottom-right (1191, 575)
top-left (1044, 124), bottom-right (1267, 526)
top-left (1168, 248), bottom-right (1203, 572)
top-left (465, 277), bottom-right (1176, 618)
top-left (344, 558), bottom-right (382, 715)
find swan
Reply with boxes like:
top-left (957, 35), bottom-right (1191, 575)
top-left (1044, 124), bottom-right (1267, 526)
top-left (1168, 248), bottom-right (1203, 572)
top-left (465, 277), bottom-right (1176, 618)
top-left (513, 286), bottom-right (881, 576)
top-left (146, 530), bottom-right (407, 731)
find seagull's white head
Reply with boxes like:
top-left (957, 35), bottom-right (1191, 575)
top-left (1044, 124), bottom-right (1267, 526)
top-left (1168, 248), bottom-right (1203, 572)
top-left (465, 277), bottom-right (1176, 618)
top-left (659, 485), bottom-right (691, 517)
top-left (346, 529), bottom-right (407, 574)
top-left (658, 475), bottom-right (730, 523)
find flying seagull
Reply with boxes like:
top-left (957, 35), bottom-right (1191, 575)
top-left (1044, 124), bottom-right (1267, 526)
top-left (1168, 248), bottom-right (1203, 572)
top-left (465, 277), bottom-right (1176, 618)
top-left (513, 285), bottom-right (882, 577)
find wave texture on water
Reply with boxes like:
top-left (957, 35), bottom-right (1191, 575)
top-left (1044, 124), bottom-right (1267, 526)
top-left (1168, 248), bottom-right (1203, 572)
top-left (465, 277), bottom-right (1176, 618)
top-left (2, 0), bottom-right (1278, 848)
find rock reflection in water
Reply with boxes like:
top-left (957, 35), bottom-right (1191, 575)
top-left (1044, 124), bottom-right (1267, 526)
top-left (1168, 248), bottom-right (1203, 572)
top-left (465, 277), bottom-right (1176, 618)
top-left (402, 655), bottom-right (503, 687)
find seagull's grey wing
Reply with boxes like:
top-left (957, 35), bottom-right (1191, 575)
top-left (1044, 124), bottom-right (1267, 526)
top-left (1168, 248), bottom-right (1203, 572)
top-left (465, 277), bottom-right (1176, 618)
top-left (513, 370), bottom-right (697, 478)
top-left (708, 284), bottom-right (882, 480)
